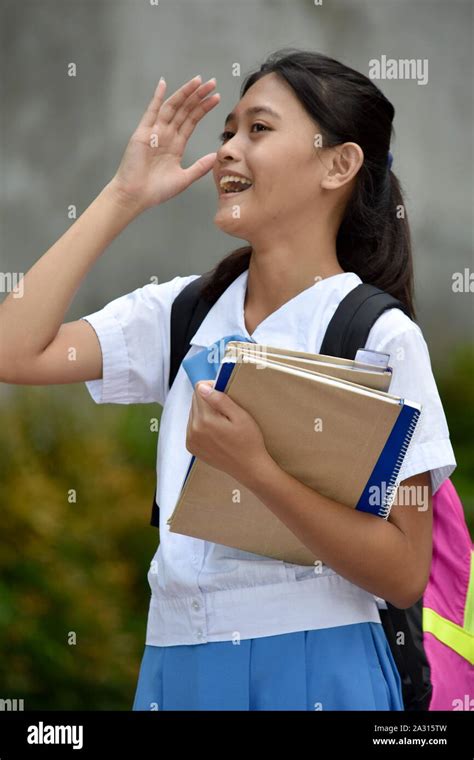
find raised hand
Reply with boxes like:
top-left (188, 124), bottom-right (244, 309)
top-left (111, 75), bottom-right (220, 211)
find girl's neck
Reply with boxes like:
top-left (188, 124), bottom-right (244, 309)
top-left (244, 246), bottom-right (345, 321)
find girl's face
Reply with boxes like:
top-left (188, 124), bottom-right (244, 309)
top-left (212, 72), bottom-right (331, 242)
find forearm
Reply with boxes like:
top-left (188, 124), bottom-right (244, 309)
top-left (0, 180), bottom-right (142, 360)
top-left (245, 454), bottom-right (420, 608)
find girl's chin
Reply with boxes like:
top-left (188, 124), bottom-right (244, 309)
top-left (213, 213), bottom-right (251, 235)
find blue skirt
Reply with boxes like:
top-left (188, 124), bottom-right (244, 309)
top-left (132, 622), bottom-right (404, 711)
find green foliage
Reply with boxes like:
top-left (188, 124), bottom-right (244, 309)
top-left (0, 385), bottom-right (159, 709)
top-left (0, 346), bottom-right (472, 709)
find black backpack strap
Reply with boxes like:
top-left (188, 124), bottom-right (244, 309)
top-left (168, 274), bottom-right (213, 390)
top-left (319, 283), bottom-right (411, 359)
top-left (150, 274), bottom-right (213, 528)
top-left (380, 599), bottom-right (432, 710)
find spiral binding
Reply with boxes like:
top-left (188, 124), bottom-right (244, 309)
top-left (379, 407), bottom-right (422, 519)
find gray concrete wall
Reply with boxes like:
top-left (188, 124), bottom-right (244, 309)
top-left (1, 0), bottom-right (472, 363)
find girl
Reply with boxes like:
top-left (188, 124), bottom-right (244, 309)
top-left (0, 49), bottom-right (456, 711)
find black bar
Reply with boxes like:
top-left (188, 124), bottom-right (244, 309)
top-left (0, 709), bottom-right (471, 756)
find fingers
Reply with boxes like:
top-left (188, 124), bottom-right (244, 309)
top-left (182, 152), bottom-right (218, 187)
top-left (157, 75), bottom-right (207, 126)
top-left (136, 75), bottom-right (220, 164)
top-left (175, 89), bottom-right (221, 146)
top-left (173, 78), bottom-right (218, 132)
top-left (138, 74), bottom-right (206, 131)
top-left (190, 389), bottom-right (198, 420)
top-left (138, 77), bottom-right (167, 130)
top-left (191, 384), bottom-right (217, 422)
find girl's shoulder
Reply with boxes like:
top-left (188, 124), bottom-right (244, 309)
top-left (364, 306), bottom-right (424, 355)
top-left (145, 273), bottom-right (202, 304)
top-left (80, 273), bottom-right (202, 408)
top-left (364, 306), bottom-right (434, 398)
top-left (362, 306), bottom-right (456, 493)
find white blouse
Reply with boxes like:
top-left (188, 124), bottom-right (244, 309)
top-left (81, 269), bottom-right (456, 646)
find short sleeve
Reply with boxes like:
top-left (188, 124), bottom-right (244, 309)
top-left (364, 309), bottom-right (457, 495)
top-left (80, 274), bottom-right (201, 406)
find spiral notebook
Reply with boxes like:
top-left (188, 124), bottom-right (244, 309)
top-left (167, 351), bottom-right (421, 566)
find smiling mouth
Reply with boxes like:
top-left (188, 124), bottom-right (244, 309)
top-left (219, 186), bottom-right (253, 198)
top-left (219, 176), bottom-right (253, 197)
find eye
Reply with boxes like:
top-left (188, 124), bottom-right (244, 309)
top-left (251, 123), bottom-right (270, 134)
top-left (218, 123), bottom-right (270, 144)
top-left (218, 130), bottom-right (233, 144)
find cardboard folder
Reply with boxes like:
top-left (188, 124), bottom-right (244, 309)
top-left (167, 349), bottom-right (421, 566)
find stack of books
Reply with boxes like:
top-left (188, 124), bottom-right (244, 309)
top-left (167, 342), bottom-right (421, 566)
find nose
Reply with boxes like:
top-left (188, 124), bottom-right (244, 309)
top-left (216, 132), bottom-right (243, 162)
top-left (215, 147), bottom-right (236, 181)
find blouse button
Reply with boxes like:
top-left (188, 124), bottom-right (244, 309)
top-left (192, 599), bottom-right (200, 610)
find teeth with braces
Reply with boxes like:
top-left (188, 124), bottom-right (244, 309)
top-left (219, 175), bottom-right (253, 192)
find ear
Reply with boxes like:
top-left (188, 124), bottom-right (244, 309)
top-left (321, 142), bottom-right (364, 191)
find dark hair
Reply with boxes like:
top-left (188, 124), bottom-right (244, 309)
top-left (201, 48), bottom-right (416, 320)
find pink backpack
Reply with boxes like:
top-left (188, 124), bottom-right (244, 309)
top-left (423, 479), bottom-right (474, 710)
